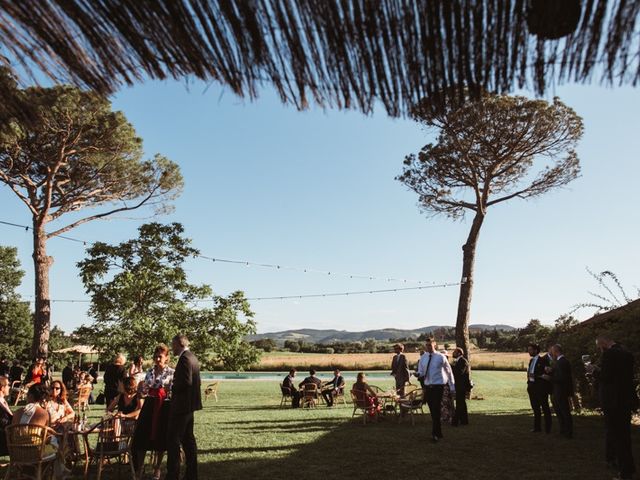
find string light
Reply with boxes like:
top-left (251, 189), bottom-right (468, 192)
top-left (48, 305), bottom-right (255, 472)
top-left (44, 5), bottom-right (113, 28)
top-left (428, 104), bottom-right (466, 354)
top-left (1, 219), bottom-right (437, 284)
top-left (21, 281), bottom-right (461, 304)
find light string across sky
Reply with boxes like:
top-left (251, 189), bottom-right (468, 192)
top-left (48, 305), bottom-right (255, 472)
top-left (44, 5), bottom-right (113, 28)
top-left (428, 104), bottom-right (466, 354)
top-left (0, 219), bottom-right (463, 302)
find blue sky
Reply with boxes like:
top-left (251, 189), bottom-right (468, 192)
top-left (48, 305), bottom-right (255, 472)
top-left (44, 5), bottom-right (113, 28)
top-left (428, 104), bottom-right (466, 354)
top-left (1, 79), bottom-right (638, 334)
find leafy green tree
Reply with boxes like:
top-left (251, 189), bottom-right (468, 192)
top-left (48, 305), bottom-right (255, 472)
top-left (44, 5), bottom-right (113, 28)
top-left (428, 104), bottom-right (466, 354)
top-left (284, 340), bottom-right (300, 353)
top-left (250, 339), bottom-right (277, 352)
top-left (363, 338), bottom-right (378, 353)
top-left (0, 246), bottom-right (32, 360)
top-left (76, 223), bottom-right (258, 370)
top-left (398, 94), bottom-right (583, 357)
top-left (0, 73), bottom-right (183, 357)
top-left (47, 326), bottom-right (74, 369)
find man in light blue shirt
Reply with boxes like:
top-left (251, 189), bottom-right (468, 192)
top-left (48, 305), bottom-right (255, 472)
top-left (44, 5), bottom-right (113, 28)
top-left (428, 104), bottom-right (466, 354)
top-left (417, 338), bottom-right (455, 442)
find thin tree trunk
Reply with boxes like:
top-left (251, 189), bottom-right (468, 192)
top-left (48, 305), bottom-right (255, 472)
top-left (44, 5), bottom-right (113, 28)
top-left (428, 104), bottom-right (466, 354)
top-left (32, 218), bottom-right (52, 359)
top-left (455, 211), bottom-right (485, 360)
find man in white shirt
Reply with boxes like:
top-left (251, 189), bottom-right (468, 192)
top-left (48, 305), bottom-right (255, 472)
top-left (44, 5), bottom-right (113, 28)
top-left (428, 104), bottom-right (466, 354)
top-left (417, 338), bottom-right (455, 442)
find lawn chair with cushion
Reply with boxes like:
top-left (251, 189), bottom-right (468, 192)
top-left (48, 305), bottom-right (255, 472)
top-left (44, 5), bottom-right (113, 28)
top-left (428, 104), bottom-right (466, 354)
top-left (301, 383), bottom-right (320, 408)
top-left (83, 416), bottom-right (137, 480)
top-left (350, 389), bottom-right (379, 424)
top-left (204, 382), bottom-right (219, 402)
top-left (397, 388), bottom-right (425, 425)
top-left (4, 423), bottom-right (59, 480)
top-left (279, 383), bottom-right (293, 408)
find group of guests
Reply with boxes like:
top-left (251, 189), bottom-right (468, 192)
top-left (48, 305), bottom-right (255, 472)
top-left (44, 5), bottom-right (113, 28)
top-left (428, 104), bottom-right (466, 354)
top-left (0, 357), bottom-right (50, 391)
top-left (98, 336), bottom-right (202, 480)
top-left (61, 362), bottom-right (98, 395)
top-left (391, 340), bottom-right (471, 440)
top-left (283, 368), bottom-right (345, 408)
top-left (527, 336), bottom-right (636, 480)
top-left (0, 334), bottom-right (204, 480)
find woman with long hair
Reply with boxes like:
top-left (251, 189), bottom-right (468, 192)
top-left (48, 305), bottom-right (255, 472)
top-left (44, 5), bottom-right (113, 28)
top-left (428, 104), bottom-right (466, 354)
top-left (128, 355), bottom-right (144, 379)
top-left (107, 376), bottom-right (143, 419)
top-left (352, 372), bottom-right (381, 418)
top-left (131, 344), bottom-right (174, 480)
top-left (46, 380), bottom-right (74, 430)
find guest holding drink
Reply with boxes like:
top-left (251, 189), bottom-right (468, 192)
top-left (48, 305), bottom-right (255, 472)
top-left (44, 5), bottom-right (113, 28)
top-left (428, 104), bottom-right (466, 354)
top-left (132, 344), bottom-right (174, 480)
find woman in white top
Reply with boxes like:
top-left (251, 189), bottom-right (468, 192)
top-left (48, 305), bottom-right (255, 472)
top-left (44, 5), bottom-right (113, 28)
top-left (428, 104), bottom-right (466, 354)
top-left (46, 380), bottom-right (74, 430)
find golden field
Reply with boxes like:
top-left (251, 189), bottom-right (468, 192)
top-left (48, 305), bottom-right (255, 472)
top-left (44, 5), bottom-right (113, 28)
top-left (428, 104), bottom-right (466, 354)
top-left (253, 349), bottom-right (530, 371)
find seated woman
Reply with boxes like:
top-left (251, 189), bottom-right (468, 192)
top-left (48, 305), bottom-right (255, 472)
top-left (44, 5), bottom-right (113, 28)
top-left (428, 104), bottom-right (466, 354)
top-left (352, 372), bottom-right (381, 416)
top-left (46, 381), bottom-right (74, 432)
top-left (13, 384), bottom-right (69, 478)
top-left (132, 344), bottom-right (174, 480)
top-left (107, 377), bottom-right (143, 419)
top-left (12, 384), bottom-right (49, 427)
top-left (0, 376), bottom-right (14, 456)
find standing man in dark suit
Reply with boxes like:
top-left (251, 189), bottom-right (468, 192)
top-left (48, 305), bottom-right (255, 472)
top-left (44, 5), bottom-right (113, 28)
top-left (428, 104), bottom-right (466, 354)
top-left (451, 347), bottom-right (470, 426)
top-left (547, 344), bottom-right (573, 438)
top-left (167, 334), bottom-right (202, 480)
top-left (594, 334), bottom-right (636, 480)
top-left (391, 344), bottom-right (410, 397)
top-left (526, 344), bottom-right (552, 434)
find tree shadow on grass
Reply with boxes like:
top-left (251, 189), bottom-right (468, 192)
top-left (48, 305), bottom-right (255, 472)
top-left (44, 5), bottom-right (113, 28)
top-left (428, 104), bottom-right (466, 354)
top-left (197, 411), bottom-right (640, 480)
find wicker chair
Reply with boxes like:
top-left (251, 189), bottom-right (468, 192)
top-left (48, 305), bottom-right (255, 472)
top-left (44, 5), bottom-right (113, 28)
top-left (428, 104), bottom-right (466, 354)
top-left (332, 385), bottom-right (347, 407)
top-left (74, 385), bottom-right (92, 411)
top-left (397, 388), bottom-right (425, 425)
top-left (301, 383), bottom-right (320, 408)
top-left (279, 383), bottom-right (293, 407)
top-left (4, 423), bottom-right (58, 480)
top-left (204, 382), bottom-right (219, 402)
top-left (350, 390), bottom-right (379, 424)
top-left (83, 416), bottom-right (137, 480)
top-left (403, 383), bottom-right (420, 397)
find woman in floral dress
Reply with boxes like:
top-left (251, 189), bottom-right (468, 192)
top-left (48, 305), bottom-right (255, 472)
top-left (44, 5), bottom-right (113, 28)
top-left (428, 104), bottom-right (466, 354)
top-left (131, 344), bottom-right (174, 480)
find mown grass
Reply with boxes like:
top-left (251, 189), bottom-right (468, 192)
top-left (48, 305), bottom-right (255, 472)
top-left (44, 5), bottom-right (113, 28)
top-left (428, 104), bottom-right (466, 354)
top-left (254, 350), bottom-right (531, 371)
top-left (3, 371), bottom-right (638, 479)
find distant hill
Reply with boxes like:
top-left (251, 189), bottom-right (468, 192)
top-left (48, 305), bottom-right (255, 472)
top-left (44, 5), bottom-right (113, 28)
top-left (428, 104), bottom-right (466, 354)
top-left (248, 324), bottom-right (515, 345)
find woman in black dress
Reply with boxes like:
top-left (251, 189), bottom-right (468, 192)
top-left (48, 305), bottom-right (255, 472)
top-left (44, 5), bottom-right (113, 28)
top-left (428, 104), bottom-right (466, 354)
top-left (107, 377), bottom-right (143, 419)
top-left (132, 344), bottom-right (174, 480)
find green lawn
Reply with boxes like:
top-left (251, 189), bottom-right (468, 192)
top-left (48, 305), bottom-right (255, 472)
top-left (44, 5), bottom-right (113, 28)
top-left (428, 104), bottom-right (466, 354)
top-left (3, 371), bottom-right (639, 479)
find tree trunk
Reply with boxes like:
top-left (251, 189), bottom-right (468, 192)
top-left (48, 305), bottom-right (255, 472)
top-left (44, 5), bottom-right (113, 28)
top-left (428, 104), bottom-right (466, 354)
top-left (32, 219), bottom-right (52, 359)
top-left (455, 211), bottom-right (485, 360)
